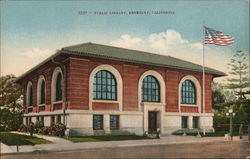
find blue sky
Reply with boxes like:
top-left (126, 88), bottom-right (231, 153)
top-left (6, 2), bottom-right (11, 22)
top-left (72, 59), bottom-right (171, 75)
top-left (1, 0), bottom-right (249, 83)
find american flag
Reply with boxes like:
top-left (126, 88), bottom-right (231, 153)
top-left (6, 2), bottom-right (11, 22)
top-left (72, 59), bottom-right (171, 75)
top-left (204, 26), bottom-right (234, 46)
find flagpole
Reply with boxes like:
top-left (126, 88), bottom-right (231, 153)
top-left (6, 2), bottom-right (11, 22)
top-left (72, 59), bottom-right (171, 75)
top-left (202, 25), bottom-right (206, 136)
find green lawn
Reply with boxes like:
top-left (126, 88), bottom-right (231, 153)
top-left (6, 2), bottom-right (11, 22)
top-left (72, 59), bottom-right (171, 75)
top-left (0, 132), bottom-right (51, 146)
top-left (63, 135), bottom-right (153, 143)
top-left (173, 131), bottom-right (235, 137)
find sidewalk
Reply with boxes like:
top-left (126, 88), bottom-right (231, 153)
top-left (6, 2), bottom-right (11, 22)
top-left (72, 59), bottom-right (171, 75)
top-left (1, 132), bottom-right (244, 155)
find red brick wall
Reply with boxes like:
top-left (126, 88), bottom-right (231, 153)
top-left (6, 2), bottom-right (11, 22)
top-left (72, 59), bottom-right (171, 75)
top-left (67, 57), bottom-right (89, 110)
top-left (205, 74), bottom-right (213, 113)
top-left (92, 102), bottom-right (119, 110)
top-left (19, 54), bottom-right (214, 114)
top-left (18, 58), bottom-right (66, 114)
top-left (123, 64), bottom-right (139, 111)
top-left (166, 70), bottom-right (179, 112)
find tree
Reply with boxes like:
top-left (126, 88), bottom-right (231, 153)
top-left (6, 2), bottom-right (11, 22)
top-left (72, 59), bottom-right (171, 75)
top-left (0, 74), bottom-right (23, 131)
top-left (0, 74), bottom-right (23, 111)
top-left (226, 50), bottom-right (250, 99)
top-left (212, 82), bottom-right (226, 110)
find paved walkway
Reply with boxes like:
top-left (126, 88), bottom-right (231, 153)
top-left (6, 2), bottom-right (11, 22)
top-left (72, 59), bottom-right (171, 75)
top-left (1, 132), bottom-right (247, 155)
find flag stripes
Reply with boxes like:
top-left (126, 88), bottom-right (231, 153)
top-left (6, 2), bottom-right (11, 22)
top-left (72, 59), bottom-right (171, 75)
top-left (204, 26), bottom-right (234, 46)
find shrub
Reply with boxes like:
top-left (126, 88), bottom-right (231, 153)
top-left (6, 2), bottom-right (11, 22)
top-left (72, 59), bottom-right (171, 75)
top-left (18, 124), bottom-right (28, 132)
top-left (41, 126), bottom-right (50, 135)
top-left (34, 121), bottom-right (44, 133)
top-left (48, 123), bottom-right (66, 136)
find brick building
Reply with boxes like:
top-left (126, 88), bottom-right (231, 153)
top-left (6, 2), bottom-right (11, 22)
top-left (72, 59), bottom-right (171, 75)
top-left (16, 42), bottom-right (225, 136)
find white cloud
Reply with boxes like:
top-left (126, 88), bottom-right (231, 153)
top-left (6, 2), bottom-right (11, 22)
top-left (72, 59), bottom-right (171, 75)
top-left (189, 42), bottom-right (203, 50)
top-left (20, 48), bottom-right (54, 59)
top-left (110, 34), bottom-right (142, 49)
top-left (148, 29), bottom-right (202, 53)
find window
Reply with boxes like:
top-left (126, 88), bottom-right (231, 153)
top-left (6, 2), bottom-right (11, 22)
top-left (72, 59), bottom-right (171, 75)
top-left (93, 115), bottom-right (103, 130)
top-left (36, 116), bottom-right (39, 121)
top-left (181, 80), bottom-right (196, 104)
top-left (26, 117), bottom-right (28, 125)
top-left (51, 116), bottom-right (55, 125)
top-left (29, 117), bottom-right (32, 125)
top-left (57, 115), bottom-right (61, 123)
top-left (181, 116), bottom-right (188, 128)
top-left (40, 116), bottom-right (44, 125)
top-left (26, 82), bottom-right (33, 107)
top-left (110, 115), bottom-right (119, 130)
top-left (193, 116), bottom-right (199, 128)
top-left (29, 86), bottom-right (33, 106)
top-left (56, 73), bottom-right (62, 101)
top-left (142, 75), bottom-right (160, 102)
top-left (93, 70), bottom-right (117, 100)
top-left (40, 80), bottom-right (45, 104)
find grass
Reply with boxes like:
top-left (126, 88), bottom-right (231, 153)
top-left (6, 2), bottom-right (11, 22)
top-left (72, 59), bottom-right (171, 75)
top-left (63, 135), bottom-right (153, 143)
top-left (172, 130), bottom-right (245, 137)
top-left (0, 132), bottom-right (51, 146)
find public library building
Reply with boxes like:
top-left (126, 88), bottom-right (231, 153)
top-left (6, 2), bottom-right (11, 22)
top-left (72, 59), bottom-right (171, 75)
top-left (16, 42), bottom-right (225, 136)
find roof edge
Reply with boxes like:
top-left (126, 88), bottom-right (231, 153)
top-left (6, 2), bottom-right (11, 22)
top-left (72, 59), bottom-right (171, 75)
top-left (16, 51), bottom-right (61, 82)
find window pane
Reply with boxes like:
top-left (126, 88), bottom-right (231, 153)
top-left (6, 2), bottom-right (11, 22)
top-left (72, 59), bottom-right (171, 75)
top-left (40, 80), bottom-right (45, 104)
top-left (56, 73), bottom-right (62, 101)
top-left (181, 116), bottom-right (188, 128)
top-left (141, 75), bottom-right (160, 102)
top-left (93, 115), bottom-right (103, 130)
top-left (181, 80), bottom-right (196, 104)
top-left (110, 115), bottom-right (119, 130)
top-left (29, 86), bottom-right (33, 106)
top-left (93, 70), bottom-right (117, 100)
top-left (193, 116), bottom-right (199, 128)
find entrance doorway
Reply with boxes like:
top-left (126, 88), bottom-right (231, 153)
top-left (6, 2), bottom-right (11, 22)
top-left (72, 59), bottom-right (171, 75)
top-left (148, 111), bottom-right (157, 133)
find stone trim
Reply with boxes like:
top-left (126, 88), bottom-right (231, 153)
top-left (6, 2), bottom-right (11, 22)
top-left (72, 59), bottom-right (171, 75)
top-left (89, 64), bottom-right (123, 111)
top-left (164, 112), bottom-right (214, 117)
top-left (26, 81), bottom-right (33, 107)
top-left (51, 67), bottom-right (63, 103)
top-left (178, 75), bottom-right (201, 113)
top-left (138, 70), bottom-right (166, 112)
top-left (37, 75), bottom-right (46, 106)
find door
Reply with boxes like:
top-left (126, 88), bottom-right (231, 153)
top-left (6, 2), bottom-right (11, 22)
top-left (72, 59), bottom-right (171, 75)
top-left (148, 112), bottom-right (157, 133)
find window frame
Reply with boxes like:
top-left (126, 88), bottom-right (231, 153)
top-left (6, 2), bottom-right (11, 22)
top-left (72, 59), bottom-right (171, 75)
top-left (192, 116), bottom-right (199, 128)
top-left (110, 115), bottom-right (120, 130)
top-left (93, 70), bottom-right (117, 101)
top-left (37, 75), bottom-right (46, 106)
top-left (181, 80), bottom-right (196, 105)
top-left (141, 75), bottom-right (160, 103)
top-left (55, 73), bottom-right (62, 101)
top-left (40, 80), bottom-right (46, 105)
top-left (181, 116), bottom-right (188, 128)
top-left (51, 116), bottom-right (55, 125)
top-left (26, 82), bottom-right (33, 107)
top-left (93, 115), bottom-right (104, 130)
top-left (56, 115), bottom-right (61, 123)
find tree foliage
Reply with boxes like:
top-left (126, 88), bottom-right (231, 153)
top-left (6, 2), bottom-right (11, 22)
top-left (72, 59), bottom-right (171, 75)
top-left (0, 74), bottom-right (23, 131)
top-left (213, 99), bottom-right (250, 133)
top-left (0, 74), bottom-right (23, 111)
top-left (226, 50), bottom-right (250, 98)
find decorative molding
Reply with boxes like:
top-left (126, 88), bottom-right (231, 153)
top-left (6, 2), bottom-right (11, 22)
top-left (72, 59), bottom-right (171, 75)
top-left (89, 64), bottom-right (123, 111)
top-left (178, 75), bottom-right (201, 113)
top-left (37, 75), bottom-right (46, 106)
top-left (138, 70), bottom-right (166, 112)
top-left (26, 81), bottom-right (33, 107)
top-left (51, 67), bottom-right (63, 104)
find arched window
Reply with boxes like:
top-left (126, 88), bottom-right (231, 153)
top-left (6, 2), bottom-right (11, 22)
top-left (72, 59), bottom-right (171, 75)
top-left (40, 80), bottom-right (45, 104)
top-left (141, 75), bottom-right (160, 102)
top-left (26, 82), bottom-right (33, 107)
top-left (56, 73), bottom-right (62, 101)
top-left (93, 70), bottom-right (117, 100)
top-left (29, 86), bottom-right (33, 106)
top-left (181, 80), bottom-right (196, 104)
